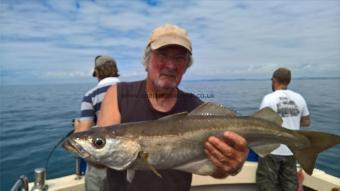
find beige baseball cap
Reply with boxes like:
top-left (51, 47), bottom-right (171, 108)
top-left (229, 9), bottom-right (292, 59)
top-left (147, 24), bottom-right (192, 54)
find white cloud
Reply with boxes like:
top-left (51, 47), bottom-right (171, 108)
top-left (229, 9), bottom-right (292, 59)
top-left (1, 0), bottom-right (340, 84)
top-left (45, 70), bottom-right (90, 78)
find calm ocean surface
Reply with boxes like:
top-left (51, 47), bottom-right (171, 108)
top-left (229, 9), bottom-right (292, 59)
top-left (1, 79), bottom-right (340, 190)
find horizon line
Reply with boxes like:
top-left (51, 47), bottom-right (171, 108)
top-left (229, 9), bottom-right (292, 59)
top-left (2, 76), bottom-right (340, 86)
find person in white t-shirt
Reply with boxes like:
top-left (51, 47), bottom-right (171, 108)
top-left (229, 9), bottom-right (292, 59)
top-left (256, 67), bottom-right (311, 191)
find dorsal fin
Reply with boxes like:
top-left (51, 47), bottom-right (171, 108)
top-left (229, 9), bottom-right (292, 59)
top-left (252, 107), bottom-right (282, 125)
top-left (158, 112), bottom-right (188, 120)
top-left (189, 102), bottom-right (237, 117)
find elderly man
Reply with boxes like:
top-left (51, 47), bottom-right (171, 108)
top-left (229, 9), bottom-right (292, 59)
top-left (98, 24), bottom-right (248, 191)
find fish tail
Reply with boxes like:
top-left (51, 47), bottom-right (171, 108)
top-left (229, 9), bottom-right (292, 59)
top-left (292, 131), bottom-right (340, 175)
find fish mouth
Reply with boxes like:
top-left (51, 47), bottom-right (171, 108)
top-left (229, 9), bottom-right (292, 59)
top-left (63, 138), bottom-right (90, 159)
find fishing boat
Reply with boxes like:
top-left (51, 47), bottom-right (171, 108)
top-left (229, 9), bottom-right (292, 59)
top-left (11, 161), bottom-right (340, 191)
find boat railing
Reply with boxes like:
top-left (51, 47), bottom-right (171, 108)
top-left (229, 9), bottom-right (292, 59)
top-left (10, 175), bottom-right (29, 191)
top-left (30, 168), bottom-right (48, 191)
top-left (9, 120), bottom-right (85, 191)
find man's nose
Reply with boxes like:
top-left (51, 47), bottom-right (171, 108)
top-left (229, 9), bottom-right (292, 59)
top-left (164, 59), bottom-right (177, 69)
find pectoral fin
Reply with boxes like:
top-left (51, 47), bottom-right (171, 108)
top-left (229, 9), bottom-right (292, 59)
top-left (126, 169), bottom-right (135, 183)
top-left (138, 151), bottom-right (162, 178)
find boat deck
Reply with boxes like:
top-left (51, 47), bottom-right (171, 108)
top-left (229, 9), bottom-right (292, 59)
top-left (28, 162), bottom-right (340, 191)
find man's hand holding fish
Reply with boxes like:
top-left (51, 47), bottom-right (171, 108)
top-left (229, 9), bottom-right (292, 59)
top-left (205, 131), bottom-right (248, 178)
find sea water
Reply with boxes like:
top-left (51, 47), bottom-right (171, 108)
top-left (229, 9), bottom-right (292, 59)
top-left (1, 79), bottom-right (339, 190)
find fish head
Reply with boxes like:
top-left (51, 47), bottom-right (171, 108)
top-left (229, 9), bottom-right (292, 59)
top-left (63, 127), bottom-right (141, 170)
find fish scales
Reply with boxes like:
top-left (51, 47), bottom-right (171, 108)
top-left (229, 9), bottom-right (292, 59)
top-left (63, 102), bottom-right (340, 176)
top-left (96, 116), bottom-right (310, 170)
top-left (118, 116), bottom-right (310, 151)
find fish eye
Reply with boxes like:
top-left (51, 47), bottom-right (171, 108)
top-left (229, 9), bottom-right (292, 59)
top-left (92, 136), bottom-right (106, 149)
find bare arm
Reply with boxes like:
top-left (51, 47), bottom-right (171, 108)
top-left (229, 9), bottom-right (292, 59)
top-left (75, 120), bottom-right (94, 132)
top-left (97, 84), bottom-right (121, 127)
top-left (205, 131), bottom-right (249, 178)
top-left (300, 115), bottom-right (311, 127)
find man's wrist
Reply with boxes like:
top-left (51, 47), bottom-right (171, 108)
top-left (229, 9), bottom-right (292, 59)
top-left (211, 169), bottom-right (229, 179)
top-left (211, 166), bottom-right (242, 179)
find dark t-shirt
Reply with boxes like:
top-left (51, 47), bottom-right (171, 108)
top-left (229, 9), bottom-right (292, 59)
top-left (107, 80), bottom-right (203, 191)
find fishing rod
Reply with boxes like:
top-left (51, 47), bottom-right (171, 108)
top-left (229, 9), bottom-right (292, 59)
top-left (44, 129), bottom-right (74, 170)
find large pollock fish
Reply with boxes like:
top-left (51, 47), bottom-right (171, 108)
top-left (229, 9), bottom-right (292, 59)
top-left (63, 102), bottom-right (340, 177)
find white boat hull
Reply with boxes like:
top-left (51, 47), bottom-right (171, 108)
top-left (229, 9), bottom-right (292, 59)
top-left (29, 162), bottom-right (340, 191)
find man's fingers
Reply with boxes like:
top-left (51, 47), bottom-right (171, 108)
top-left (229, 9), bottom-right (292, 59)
top-left (204, 145), bottom-right (232, 172)
top-left (223, 131), bottom-right (248, 152)
top-left (205, 132), bottom-right (249, 177)
top-left (206, 136), bottom-right (234, 158)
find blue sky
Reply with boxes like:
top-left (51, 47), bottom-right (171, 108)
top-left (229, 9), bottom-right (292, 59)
top-left (1, 0), bottom-right (340, 85)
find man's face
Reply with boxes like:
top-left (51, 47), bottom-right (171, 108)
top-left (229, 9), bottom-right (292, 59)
top-left (147, 45), bottom-right (189, 90)
top-left (271, 77), bottom-right (276, 91)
